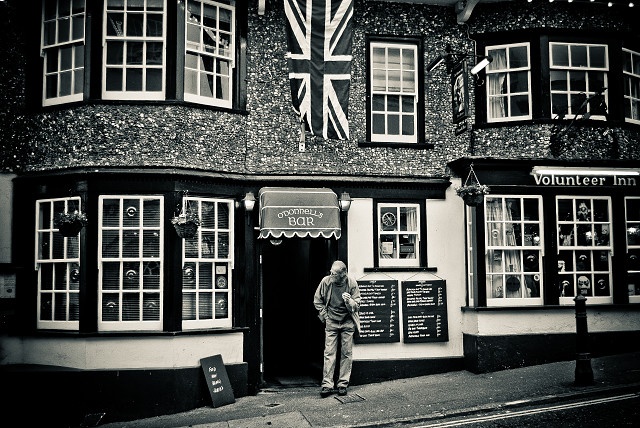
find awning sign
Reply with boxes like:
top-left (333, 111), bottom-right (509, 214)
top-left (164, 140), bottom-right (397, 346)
top-left (258, 187), bottom-right (342, 239)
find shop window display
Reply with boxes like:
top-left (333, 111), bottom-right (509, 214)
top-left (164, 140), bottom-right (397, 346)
top-left (182, 197), bottom-right (234, 329)
top-left (485, 196), bottom-right (543, 306)
top-left (35, 197), bottom-right (82, 330)
top-left (626, 197), bottom-right (640, 303)
top-left (99, 195), bottom-right (164, 331)
top-left (556, 197), bottom-right (613, 304)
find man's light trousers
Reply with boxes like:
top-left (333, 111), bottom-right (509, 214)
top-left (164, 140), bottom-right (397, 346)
top-left (321, 317), bottom-right (355, 389)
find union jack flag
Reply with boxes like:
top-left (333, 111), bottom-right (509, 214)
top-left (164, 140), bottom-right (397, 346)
top-left (284, 0), bottom-right (353, 140)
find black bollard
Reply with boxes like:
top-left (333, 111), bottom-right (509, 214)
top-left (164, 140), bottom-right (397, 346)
top-left (574, 295), bottom-right (594, 385)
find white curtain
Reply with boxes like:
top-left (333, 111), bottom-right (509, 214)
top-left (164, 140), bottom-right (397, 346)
top-left (488, 49), bottom-right (508, 119)
top-left (486, 198), bottom-right (526, 298)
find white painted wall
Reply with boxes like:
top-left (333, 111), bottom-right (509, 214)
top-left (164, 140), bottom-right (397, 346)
top-left (465, 308), bottom-right (640, 336)
top-left (347, 185), bottom-right (468, 360)
top-left (0, 173), bottom-right (15, 263)
top-left (0, 333), bottom-right (244, 369)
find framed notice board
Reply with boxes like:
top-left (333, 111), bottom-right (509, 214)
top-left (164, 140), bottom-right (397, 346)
top-left (355, 279), bottom-right (400, 344)
top-left (401, 279), bottom-right (448, 343)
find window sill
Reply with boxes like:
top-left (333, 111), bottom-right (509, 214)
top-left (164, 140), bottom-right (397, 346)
top-left (461, 304), bottom-right (640, 312)
top-left (12, 327), bottom-right (249, 338)
top-left (364, 267), bottom-right (437, 273)
top-left (358, 140), bottom-right (434, 149)
top-left (36, 99), bottom-right (249, 116)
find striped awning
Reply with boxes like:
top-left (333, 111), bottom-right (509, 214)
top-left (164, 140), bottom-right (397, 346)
top-left (258, 187), bottom-right (342, 239)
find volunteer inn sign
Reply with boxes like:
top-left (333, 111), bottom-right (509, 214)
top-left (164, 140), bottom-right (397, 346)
top-left (531, 167), bottom-right (639, 187)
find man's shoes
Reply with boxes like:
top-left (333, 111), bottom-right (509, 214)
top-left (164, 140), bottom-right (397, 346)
top-left (320, 387), bottom-right (333, 398)
top-left (338, 387), bottom-right (347, 396)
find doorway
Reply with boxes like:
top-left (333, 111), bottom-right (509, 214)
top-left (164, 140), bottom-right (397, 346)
top-left (261, 238), bottom-right (336, 386)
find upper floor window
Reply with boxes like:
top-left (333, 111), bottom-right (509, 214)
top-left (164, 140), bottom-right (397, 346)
top-left (35, 197), bottom-right (82, 330)
top-left (184, 0), bottom-right (235, 108)
top-left (557, 196), bottom-right (613, 305)
top-left (623, 48), bottom-right (640, 124)
top-left (103, 0), bottom-right (166, 100)
top-left (550, 42), bottom-right (608, 119)
top-left (368, 40), bottom-right (421, 144)
top-left (182, 197), bottom-right (234, 329)
top-left (485, 196), bottom-right (543, 306)
top-left (377, 203), bottom-right (421, 267)
top-left (99, 195), bottom-right (164, 331)
top-left (40, 0), bottom-right (241, 108)
top-left (485, 43), bottom-right (532, 122)
top-left (41, 0), bottom-right (86, 106)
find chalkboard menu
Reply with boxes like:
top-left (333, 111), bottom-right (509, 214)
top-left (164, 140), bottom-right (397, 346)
top-left (401, 280), bottom-right (448, 343)
top-left (200, 354), bottom-right (235, 408)
top-left (355, 279), bottom-right (399, 344)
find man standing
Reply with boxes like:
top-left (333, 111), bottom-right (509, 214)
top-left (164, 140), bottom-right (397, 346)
top-left (313, 260), bottom-right (361, 398)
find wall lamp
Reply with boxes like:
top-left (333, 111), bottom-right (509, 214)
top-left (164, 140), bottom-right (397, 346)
top-left (427, 44), bottom-right (493, 75)
top-left (338, 192), bottom-right (352, 212)
top-left (241, 192), bottom-right (256, 211)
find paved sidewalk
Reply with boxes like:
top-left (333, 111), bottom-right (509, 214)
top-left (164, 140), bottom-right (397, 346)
top-left (99, 352), bottom-right (640, 428)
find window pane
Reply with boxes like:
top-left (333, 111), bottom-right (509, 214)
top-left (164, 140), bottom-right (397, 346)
top-left (570, 45), bottom-right (587, 67)
top-left (510, 71), bottom-right (528, 93)
top-left (590, 45), bottom-right (606, 68)
top-left (387, 115), bottom-right (399, 135)
top-left (509, 45), bottom-right (528, 68)
top-left (510, 95), bottom-right (528, 116)
top-left (372, 114), bottom-right (385, 134)
top-left (106, 68), bottom-right (123, 91)
top-left (552, 44), bottom-right (569, 67)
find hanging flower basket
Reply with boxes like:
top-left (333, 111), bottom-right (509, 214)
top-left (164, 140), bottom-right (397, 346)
top-left (54, 210), bottom-right (88, 237)
top-left (455, 164), bottom-right (490, 207)
top-left (457, 185), bottom-right (489, 206)
top-left (172, 209), bottom-right (200, 239)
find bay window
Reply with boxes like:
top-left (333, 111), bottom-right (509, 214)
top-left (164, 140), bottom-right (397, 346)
top-left (40, 0), bottom-right (242, 108)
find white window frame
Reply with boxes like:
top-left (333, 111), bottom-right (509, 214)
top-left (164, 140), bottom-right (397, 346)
top-left (184, 0), bottom-right (235, 108)
top-left (35, 197), bottom-right (82, 330)
top-left (625, 197), bottom-right (640, 304)
top-left (182, 197), bottom-right (234, 329)
top-left (41, 0), bottom-right (86, 106)
top-left (98, 195), bottom-right (164, 331)
top-left (102, 0), bottom-right (167, 100)
top-left (485, 42), bottom-right (532, 123)
top-left (556, 196), bottom-right (613, 306)
top-left (369, 42), bottom-right (419, 143)
top-left (484, 195), bottom-right (544, 307)
top-left (549, 42), bottom-right (609, 120)
top-left (377, 203), bottom-right (421, 268)
top-left (623, 48), bottom-right (640, 125)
